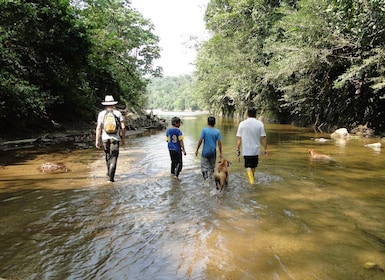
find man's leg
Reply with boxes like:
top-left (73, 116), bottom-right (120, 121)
top-left (246, 167), bottom-right (254, 184)
top-left (208, 155), bottom-right (216, 179)
top-left (103, 140), bottom-right (111, 176)
top-left (201, 157), bottom-right (210, 180)
top-left (108, 141), bottom-right (119, 182)
top-left (244, 156), bottom-right (258, 184)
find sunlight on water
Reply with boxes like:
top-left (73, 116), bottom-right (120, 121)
top-left (0, 114), bottom-right (384, 279)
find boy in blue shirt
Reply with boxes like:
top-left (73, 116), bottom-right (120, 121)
top-left (195, 116), bottom-right (223, 180)
top-left (166, 117), bottom-right (186, 179)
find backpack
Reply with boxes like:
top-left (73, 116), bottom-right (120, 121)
top-left (103, 110), bottom-right (120, 134)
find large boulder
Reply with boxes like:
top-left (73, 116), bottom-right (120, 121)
top-left (331, 128), bottom-right (350, 139)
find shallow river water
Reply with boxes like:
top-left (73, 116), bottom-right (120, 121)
top-left (0, 113), bottom-right (384, 280)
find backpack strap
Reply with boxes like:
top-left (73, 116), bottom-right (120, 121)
top-left (115, 114), bottom-right (121, 130)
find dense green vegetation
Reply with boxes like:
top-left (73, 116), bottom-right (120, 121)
top-left (196, 0), bottom-right (385, 133)
top-left (1, 0), bottom-right (385, 135)
top-left (146, 75), bottom-right (205, 111)
top-left (0, 0), bottom-right (160, 134)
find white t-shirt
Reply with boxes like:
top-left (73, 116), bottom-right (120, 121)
top-left (236, 118), bottom-right (266, 156)
top-left (97, 109), bottom-right (124, 141)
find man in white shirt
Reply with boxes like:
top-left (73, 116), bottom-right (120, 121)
top-left (236, 108), bottom-right (268, 184)
top-left (95, 95), bottom-right (126, 182)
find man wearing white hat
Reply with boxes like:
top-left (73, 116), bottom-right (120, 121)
top-left (95, 95), bottom-right (126, 182)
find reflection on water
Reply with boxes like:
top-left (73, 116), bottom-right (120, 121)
top-left (0, 114), bottom-right (385, 279)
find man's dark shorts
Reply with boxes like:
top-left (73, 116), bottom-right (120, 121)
top-left (244, 155), bottom-right (259, 168)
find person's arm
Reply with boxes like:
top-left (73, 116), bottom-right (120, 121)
top-left (120, 120), bottom-right (126, 145)
top-left (237, 136), bottom-right (242, 156)
top-left (95, 121), bottom-right (102, 149)
top-left (261, 136), bottom-right (268, 156)
top-left (218, 140), bottom-right (223, 159)
top-left (180, 140), bottom-right (187, 156)
top-left (195, 138), bottom-right (203, 156)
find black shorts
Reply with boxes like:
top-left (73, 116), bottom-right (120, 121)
top-left (244, 155), bottom-right (259, 168)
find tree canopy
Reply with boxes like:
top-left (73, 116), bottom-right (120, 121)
top-left (195, 0), bottom-right (385, 133)
top-left (0, 0), bottom-right (161, 134)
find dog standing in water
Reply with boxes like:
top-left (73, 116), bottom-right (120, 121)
top-left (214, 159), bottom-right (231, 192)
top-left (308, 149), bottom-right (331, 161)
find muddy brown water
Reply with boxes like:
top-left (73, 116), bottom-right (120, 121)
top-left (0, 113), bottom-right (384, 279)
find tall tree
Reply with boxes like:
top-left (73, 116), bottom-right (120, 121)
top-left (196, 0), bottom-right (288, 118)
top-left (80, 0), bottom-right (162, 106)
top-left (195, 0), bottom-right (385, 133)
top-left (266, 0), bottom-right (385, 131)
top-left (0, 0), bottom-right (92, 129)
top-left (0, 0), bottom-right (162, 134)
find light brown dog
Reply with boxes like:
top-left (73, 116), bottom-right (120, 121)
top-left (308, 149), bottom-right (331, 161)
top-left (214, 159), bottom-right (231, 192)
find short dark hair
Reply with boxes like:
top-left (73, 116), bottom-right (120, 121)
top-left (247, 108), bottom-right (257, 118)
top-left (171, 117), bottom-right (181, 126)
top-left (208, 116), bottom-right (216, 126)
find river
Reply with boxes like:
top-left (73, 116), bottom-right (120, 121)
top-left (0, 113), bottom-right (384, 280)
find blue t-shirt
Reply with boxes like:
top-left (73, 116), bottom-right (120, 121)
top-left (166, 127), bottom-right (184, 152)
top-left (200, 127), bottom-right (221, 158)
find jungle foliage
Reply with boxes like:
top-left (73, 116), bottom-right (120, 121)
top-left (0, 0), bottom-right (161, 134)
top-left (195, 0), bottom-right (385, 133)
top-left (146, 75), bottom-right (204, 112)
top-left (2, 0), bottom-right (385, 136)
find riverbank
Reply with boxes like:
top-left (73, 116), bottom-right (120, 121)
top-left (0, 109), bottom-right (169, 152)
top-left (0, 126), bottom-right (161, 152)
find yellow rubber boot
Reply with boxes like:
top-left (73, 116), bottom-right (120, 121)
top-left (246, 168), bottom-right (254, 184)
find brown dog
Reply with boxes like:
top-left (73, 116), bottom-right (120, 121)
top-left (214, 159), bottom-right (231, 192)
top-left (308, 149), bottom-right (331, 161)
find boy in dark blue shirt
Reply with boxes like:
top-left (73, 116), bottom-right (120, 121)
top-left (166, 117), bottom-right (186, 179)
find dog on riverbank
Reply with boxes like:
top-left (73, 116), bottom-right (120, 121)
top-left (308, 149), bottom-right (331, 161)
top-left (214, 159), bottom-right (231, 192)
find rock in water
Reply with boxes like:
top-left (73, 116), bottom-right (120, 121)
top-left (39, 162), bottom-right (68, 173)
top-left (364, 142), bottom-right (382, 148)
top-left (331, 128), bottom-right (350, 138)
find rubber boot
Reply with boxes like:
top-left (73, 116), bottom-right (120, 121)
top-left (246, 168), bottom-right (254, 184)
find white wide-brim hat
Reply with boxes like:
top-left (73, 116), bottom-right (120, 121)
top-left (101, 95), bottom-right (118, 105)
